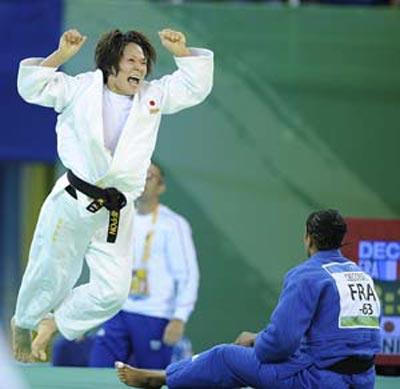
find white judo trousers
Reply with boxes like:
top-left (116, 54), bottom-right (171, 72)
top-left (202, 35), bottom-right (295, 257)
top-left (14, 48), bottom-right (214, 339)
top-left (15, 175), bottom-right (135, 339)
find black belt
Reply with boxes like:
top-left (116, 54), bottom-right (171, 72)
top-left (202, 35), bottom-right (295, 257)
top-left (326, 356), bottom-right (374, 375)
top-left (65, 170), bottom-right (127, 243)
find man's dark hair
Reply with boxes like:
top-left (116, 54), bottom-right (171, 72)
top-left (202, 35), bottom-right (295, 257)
top-left (95, 29), bottom-right (156, 83)
top-left (306, 209), bottom-right (347, 250)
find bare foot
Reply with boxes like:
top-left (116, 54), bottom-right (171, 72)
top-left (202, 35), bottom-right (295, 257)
top-left (11, 317), bottom-right (33, 363)
top-left (31, 317), bottom-right (58, 362)
top-left (115, 361), bottom-right (166, 388)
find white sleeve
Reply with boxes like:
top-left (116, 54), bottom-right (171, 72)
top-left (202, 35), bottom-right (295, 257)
top-left (152, 48), bottom-right (214, 115)
top-left (166, 216), bottom-right (200, 322)
top-left (17, 57), bottom-right (81, 113)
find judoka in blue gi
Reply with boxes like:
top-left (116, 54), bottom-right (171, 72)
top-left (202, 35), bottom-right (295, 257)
top-left (115, 209), bottom-right (381, 388)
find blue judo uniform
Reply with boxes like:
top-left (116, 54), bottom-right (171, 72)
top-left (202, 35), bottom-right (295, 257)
top-left (166, 250), bottom-right (381, 388)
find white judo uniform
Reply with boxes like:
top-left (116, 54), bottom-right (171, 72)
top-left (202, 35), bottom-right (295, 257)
top-left (14, 48), bottom-right (213, 340)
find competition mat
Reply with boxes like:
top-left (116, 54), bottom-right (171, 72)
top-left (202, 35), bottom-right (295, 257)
top-left (20, 365), bottom-right (399, 389)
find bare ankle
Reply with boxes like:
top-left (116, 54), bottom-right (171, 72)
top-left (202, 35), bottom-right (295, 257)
top-left (148, 371), bottom-right (166, 387)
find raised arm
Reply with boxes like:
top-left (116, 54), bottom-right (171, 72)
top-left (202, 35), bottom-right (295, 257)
top-left (17, 29), bottom-right (87, 112)
top-left (158, 29), bottom-right (191, 58)
top-left (152, 29), bottom-right (214, 114)
top-left (40, 29), bottom-right (87, 68)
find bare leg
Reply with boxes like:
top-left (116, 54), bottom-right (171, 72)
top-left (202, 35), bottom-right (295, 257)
top-left (31, 316), bottom-right (58, 362)
top-left (115, 361), bottom-right (166, 388)
top-left (11, 317), bottom-right (33, 363)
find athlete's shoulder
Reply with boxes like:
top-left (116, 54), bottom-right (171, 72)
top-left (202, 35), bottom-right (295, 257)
top-left (321, 260), bottom-right (364, 277)
top-left (159, 205), bottom-right (191, 230)
top-left (74, 69), bottom-right (102, 85)
top-left (159, 204), bottom-right (184, 221)
top-left (141, 79), bottom-right (164, 94)
top-left (285, 258), bottom-right (332, 286)
top-left (287, 258), bottom-right (315, 275)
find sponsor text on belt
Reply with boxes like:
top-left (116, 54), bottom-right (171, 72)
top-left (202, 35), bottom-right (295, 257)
top-left (65, 170), bottom-right (127, 243)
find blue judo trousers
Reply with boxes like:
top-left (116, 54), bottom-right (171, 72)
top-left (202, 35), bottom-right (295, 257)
top-left (166, 250), bottom-right (381, 388)
top-left (89, 312), bottom-right (173, 368)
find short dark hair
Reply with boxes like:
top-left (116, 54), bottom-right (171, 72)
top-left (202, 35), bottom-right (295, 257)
top-left (95, 29), bottom-right (156, 83)
top-left (306, 209), bottom-right (347, 250)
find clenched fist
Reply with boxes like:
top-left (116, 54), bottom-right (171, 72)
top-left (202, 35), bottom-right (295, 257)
top-left (158, 29), bottom-right (191, 57)
top-left (58, 29), bottom-right (87, 60)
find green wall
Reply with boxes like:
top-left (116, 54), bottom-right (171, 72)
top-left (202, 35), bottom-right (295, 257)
top-left (65, 0), bottom-right (400, 350)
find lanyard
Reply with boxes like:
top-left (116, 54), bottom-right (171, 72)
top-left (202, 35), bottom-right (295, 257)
top-left (135, 204), bottom-right (159, 268)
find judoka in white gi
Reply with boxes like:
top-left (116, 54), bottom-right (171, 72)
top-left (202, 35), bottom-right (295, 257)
top-left (12, 28), bottom-right (213, 363)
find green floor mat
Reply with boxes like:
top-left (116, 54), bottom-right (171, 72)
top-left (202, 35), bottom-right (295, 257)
top-left (20, 365), bottom-right (399, 389)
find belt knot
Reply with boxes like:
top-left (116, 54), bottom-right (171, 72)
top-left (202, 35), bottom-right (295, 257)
top-left (102, 188), bottom-right (127, 211)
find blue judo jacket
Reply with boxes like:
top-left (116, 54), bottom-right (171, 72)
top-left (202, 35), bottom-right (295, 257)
top-left (255, 250), bottom-right (381, 371)
top-left (165, 249), bottom-right (381, 388)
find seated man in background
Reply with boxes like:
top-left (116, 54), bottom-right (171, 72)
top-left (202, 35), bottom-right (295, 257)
top-left (116, 209), bottom-right (381, 388)
top-left (88, 162), bottom-right (199, 369)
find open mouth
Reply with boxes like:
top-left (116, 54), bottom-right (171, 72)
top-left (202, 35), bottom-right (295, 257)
top-left (127, 76), bottom-right (140, 85)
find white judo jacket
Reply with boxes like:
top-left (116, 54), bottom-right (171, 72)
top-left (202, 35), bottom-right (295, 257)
top-left (123, 205), bottom-right (199, 322)
top-left (14, 48), bottom-right (213, 338)
top-left (17, 48), bottom-right (214, 199)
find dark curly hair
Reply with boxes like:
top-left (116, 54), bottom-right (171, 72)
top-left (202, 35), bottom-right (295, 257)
top-left (95, 29), bottom-right (156, 83)
top-left (306, 209), bottom-right (347, 250)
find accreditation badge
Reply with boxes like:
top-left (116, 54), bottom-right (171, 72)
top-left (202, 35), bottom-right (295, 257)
top-left (130, 269), bottom-right (149, 299)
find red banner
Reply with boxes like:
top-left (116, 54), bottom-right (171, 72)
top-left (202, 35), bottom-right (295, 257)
top-left (342, 218), bottom-right (400, 366)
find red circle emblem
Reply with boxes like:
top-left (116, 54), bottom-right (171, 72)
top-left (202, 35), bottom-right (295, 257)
top-left (384, 320), bottom-right (395, 333)
top-left (149, 100), bottom-right (155, 106)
